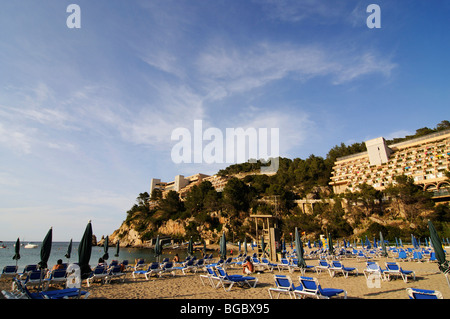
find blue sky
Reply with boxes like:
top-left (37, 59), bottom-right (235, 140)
top-left (0, 1), bottom-right (449, 241)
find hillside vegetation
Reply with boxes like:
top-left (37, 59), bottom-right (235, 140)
top-left (111, 121), bottom-right (450, 246)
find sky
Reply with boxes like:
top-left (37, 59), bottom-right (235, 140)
top-left (0, 1), bottom-right (449, 241)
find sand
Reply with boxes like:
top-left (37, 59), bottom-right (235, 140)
top-left (2, 251), bottom-right (449, 300)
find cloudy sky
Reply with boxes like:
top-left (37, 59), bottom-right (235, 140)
top-left (0, 1), bottom-right (449, 241)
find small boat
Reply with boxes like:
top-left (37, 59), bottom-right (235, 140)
top-left (24, 243), bottom-right (38, 249)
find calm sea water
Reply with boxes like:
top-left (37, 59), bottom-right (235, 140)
top-left (0, 241), bottom-right (203, 272)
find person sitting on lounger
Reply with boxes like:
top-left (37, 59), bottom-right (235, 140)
top-left (243, 257), bottom-right (254, 275)
top-left (173, 254), bottom-right (180, 263)
top-left (51, 259), bottom-right (65, 271)
top-left (97, 258), bottom-right (107, 268)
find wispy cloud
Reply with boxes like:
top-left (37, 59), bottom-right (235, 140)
top-left (255, 0), bottom-right (350, 23)
top-left (0, 122), bottom-right (34, 154)
top-left (197, 41), bottom-right (396, 97)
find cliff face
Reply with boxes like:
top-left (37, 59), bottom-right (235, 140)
top-left (108, 221), bottom-right (146, 247)
top-left (104, 213), bottom-right (239, 247)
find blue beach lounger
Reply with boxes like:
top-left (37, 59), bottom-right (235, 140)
top-left (384, 262), bottom-right (415, 283)
top-left (216, 267), bottom-right (258, 291)
top-left (298, 276), bottom-right (347, 299)
top-left (329, 260), bottom-right (358, 278)
top-left (268, 275), bottom-right (303, 299)
top-left (406, 288), bottom-right (443, 299)
top-left (2, 277), bottom-right (89, 299)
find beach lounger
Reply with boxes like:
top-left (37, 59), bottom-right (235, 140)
top-left (86, 265), bottom-right (108, 286)
top-left (105, 265), bottom-right (126, 284)
top-left (428, 252), bottom-right (437, 262)
top-left (276, 258), bottom-right (292, 272)
top-left (17, 265), bottom-right (38, 280)
top-left (252, 257), bottom-right (271, 272)
top-left (181, 259), bottom-right (196, 274)
top-left (44, 269), bottom-right (67, 289)
top-left (170, 259), bottom-right (199, 275)
top-left (356, 251), bottom-right (372, 260)
top-left (194, 258), bottom-right (206, 272)
top-left (134, 258), bottom-right (146, 270)
top-left (121, 260), bottom-right (130, 270)
top-left (329, 260), bottom-right (358, 278)
top-left (363, 262), bottom-right (385, 281)
top-left (406, 288), bottom-right (443, 299)
top-left (200, 267), bottom-right (222, 289)
top-left (22, 264), bottom-right (38, 272)
top-left (384, 262), bottom-right (415, 283)
top-left (204, 254), bottom-right (214, 264)
top-left (159, 262), bottom-right (177, 277)
top-left (222, 257), bottom-right (237, 269)
top-left (1, 266), bottom-right (18, 280)
top-left (290, 259), bottom-right (316, 275)
top-left (409, 251), bottom-right (424, 262)
top-left (394, 250), bottom-right (408, 261)
top-left (268, 275), bottom-right (303, 299)
top-left (260, 258), bottom-right (277, 272)
top-left (109, 260), bottom-right (119, 267)
top-left (208, 259), bottom-right (224, 268)
top-left (21, 270), bottom-right (45, 289)
top-left (298, 276), bottom-right (347, 299)
top-left (216, 267), bottom-right (259, 292)
top-left (133, 262), bottom-right (163, 279)
top-left (2, 277), bottom-right (89, 299)
top-left (315, 260), bottom-right (331, 275)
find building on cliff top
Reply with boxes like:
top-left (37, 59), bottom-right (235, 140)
top-left (150, 173), bottom-right (229, 202)
top-left (329, 129), bottom-right (450, 200)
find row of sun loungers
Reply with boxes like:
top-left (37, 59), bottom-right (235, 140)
top-left (267, 274), bottom-right (442, 299)
top-left (268, 274), bottom-right (347, 299)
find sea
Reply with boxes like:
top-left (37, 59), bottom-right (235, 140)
top-left (0, 241), bottom-right (203, 271)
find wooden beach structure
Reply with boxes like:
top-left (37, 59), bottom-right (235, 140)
top-left (250, 214), bottom-right (281, 262)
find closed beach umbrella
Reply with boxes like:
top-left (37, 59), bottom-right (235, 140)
top-left (365, 236), bottom-right (371, 249)
top-left (13, 238), bottom-right (20, 266)
top-left (243, 238), bottom-right (247, 255)
top-left (187, 236), bottom-right (193, 257)
top-left (380, 232), bottom-right (388, 257)
top-left (203, 240), bottom-right (207, 255)
top-left (295, 227), bottom-right (306, 268)
top-left (65, 239), bottom-right (72, 261)
top-left (38, 227), bottom-right (52, 270)
top-left (411, 234), bottom-right (419, 249)
top-left (428, 221), bottom-right (450, 275)
top-left (328, 232), bottom-right (334, 256)
top-left (220, 232), bottom-right (227, 260)
top-left (114, 240), bottom-right (120, 258)
top-left (260, 235), bottom-right (265, 257)
top-left (102, 235), bottom-right (109, 261)
top-left (154, 235), bottom-right (162, 261)
top-left (79, 221), bottom-right (93, 279)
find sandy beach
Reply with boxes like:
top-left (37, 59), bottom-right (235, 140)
top-left (2, 247), bottom-right (449, 300)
